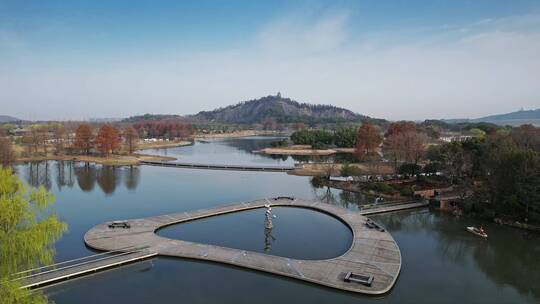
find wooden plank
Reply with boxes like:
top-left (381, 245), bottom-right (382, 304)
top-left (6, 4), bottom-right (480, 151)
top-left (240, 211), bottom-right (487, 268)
top-left (140, 160), bottom-right (295, 172)
top-left (20, 251), bottom-right (157, 289)
top-left (20, 198), bottom-right (424, 292)
top-left (83, 198), bottom-right (405, 295)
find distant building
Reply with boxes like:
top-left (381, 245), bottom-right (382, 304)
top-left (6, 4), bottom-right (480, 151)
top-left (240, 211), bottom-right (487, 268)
top-left (439, 133), bottom-right (472, 142)
top-left (10, 127), bottom-right (30, 136)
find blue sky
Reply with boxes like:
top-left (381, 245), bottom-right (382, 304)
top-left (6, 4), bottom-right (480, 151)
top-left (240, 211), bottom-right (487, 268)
top-left (1, 0), bottom-right (540, 120)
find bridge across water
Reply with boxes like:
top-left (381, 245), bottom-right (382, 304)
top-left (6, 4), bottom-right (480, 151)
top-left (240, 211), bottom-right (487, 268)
top-left (18, 198), bottom-right (428, 293)
top-left (11, 248), bottom-right (157, 289)
top-left (140, 160), bottom-right (296, 172)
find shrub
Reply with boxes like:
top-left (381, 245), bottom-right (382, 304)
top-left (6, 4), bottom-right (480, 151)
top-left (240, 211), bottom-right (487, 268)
top-left (400, 187), bottom-right (414, 197)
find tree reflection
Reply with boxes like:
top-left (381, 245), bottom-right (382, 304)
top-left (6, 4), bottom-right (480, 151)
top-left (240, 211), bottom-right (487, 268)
top-left (97, 165), bottom-right (120, 195)
top-left (124, 165), bottom-right (140, 190)
top-left (377, 210), bottom-right (540, 300)
top-left (75, 163), bottom-right (96, 192)
top-left (309, 176), bottom-right (379, 210)
top-left (26, 161), bottom-right (52, 190)
top-left (473, 232), bottom-right (540, 299)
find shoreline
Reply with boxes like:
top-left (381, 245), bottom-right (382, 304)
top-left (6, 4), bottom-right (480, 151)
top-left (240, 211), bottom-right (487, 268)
top-left (15, 153), bottom-right (177, 166)
top-left (194, 130), bottom-right (282, 139)
top-left (136, 140), bottom-right (193, 151)
top-left (256, 146), bottom-right (355, 156)
top-left (289, 162), bottom-right (393, 177)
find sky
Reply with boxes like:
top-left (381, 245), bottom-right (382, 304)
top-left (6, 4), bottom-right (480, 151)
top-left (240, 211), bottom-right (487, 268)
top-left (1, 0), bottom-right (540, 121)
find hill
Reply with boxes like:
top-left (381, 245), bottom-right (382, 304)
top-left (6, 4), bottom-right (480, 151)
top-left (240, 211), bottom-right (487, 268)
top-left (0, 115), bottom-right (20, 123)
top-left (192, 94), bottom-right (372, 124)
top-left (442, 109), bottom-right (540, 127)
top-left (474, 108), bottom-right (540, 126)
top-left (122, 114), bottom-right (182, 123)
top-left (477, 108), bottom-right (540, 121)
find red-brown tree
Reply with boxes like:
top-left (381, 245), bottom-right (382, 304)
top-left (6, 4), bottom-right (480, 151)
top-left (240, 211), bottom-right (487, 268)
top-left (122, 126), bottom-right (138, 154)
top-left (96, 124), bottom-right (121, 156)
top-left (385, 122), bottom-right (416, 138)
top-left (355, 123), bottom-right (382, 160)
top-left (383, 122), bottom-right (427, 170)
top-left (133, 120), bottom-right (193, 139)
top-left (0, 136), bottom-right (15, 167)
top-left (294, 123), bottom-right (306, 131)
top-left (74, 123), bottom-right (94, 155)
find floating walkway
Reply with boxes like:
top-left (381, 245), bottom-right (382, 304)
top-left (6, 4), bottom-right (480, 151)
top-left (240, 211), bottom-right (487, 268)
top-left (19, 199), bottom-right (428, 292)
top-left (360, 201), bottom-right (429, 215)
top-left (81, 198), bottom-right (431, 294)
top-left (141, 160), bottom-right (295, 172)
top-left (13, 249), bottom-right (157, 289)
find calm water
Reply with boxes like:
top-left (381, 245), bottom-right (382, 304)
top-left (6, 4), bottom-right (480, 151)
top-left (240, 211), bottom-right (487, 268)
top-left (157, 207), bottom-right (353, 260)
top-left (148, 136), bottom-right (357, 165)
top-left (13, 138), bottom-right (539, 303)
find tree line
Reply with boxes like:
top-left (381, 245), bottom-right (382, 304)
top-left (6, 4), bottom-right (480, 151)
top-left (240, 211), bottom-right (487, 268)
top-left (426, 124), bottom-right (540, 222)
top-left (290, 122), bottom-right (428, 166)
top-left (0, 119), bottom-right (196, 165)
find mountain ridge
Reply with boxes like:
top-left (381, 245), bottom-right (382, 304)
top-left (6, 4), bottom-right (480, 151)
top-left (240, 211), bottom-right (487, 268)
top-left (477, 108), bottom-right (540, 121)
top-left (191, 94), bottom-right (371, 124)
top-left (0, 115), bottom-right (20, 123)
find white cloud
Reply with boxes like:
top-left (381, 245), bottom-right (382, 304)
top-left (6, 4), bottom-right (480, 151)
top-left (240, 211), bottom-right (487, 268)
top-left (1, 13), bottom-right (539, 121)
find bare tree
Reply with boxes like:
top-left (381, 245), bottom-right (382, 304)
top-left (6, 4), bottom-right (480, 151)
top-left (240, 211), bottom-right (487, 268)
top-left (0, 136), bottom-right (15, 167)
top-left (53, 125), bottom-right (66, 155)
top-left (383, 127), bottom-right (427, 172)
top-left (122, 126), bottom-right (138, 154)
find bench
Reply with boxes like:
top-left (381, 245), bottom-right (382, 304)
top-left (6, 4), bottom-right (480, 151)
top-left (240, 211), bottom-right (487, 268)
top-left (344, 272), bottom-right (374, 286)
top-left (108, 221), bottom-right (131, 229)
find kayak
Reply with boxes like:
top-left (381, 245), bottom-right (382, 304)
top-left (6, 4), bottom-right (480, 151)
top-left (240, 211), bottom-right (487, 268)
top-left (466, 226), bottom-right (488, 238)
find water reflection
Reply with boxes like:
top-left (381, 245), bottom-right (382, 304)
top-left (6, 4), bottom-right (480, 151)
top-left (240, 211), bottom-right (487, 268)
top-left (372, 210), bottom-right (540, 300)
top-left (26, 161), bottom-right (52, 190)
top-left (97, 166), bottom-right (121, 195)
top-left (56, 161), bottom-right (75, 190)
top-left (22, 160), bottom-right (371, 207)
top-left (75, 164), bottom-right (96, 192)
top-left (124, 166), bottom-right (140, 190)
top-left (23, 161), bottom-right (139, 195)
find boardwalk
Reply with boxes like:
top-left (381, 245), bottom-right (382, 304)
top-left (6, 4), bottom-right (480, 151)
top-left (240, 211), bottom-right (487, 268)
top-left (15, 249), bottom-right (157, 289)
top-left (360, 201), bottom-right (429, 215)
top-left (82, 198), bottom-right (430, 294)
top-left (140, 160), bottom-right (295, 172)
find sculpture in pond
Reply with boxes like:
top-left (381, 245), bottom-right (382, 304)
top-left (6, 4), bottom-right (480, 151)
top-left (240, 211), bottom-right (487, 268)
top-left (264, 204), bottom-right (273, 229)
top-left (263, 203), bottom-right (276, 252)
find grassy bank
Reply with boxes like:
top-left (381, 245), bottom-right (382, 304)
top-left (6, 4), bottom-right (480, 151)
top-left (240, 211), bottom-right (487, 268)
top-left (194, 130), bottom-right (279, 139)
top-left (16, 153), bottom-right (176, 166)
top-left (257, 145), bottom-right (355, 156)
top-left (289, 162), bottom-right (393, 177)
top-left (136, 140), bottom-right (193, 151)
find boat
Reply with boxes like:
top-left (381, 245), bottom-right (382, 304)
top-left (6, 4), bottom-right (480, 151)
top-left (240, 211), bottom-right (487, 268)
top-left (466, 226), bottom-right (488, 238)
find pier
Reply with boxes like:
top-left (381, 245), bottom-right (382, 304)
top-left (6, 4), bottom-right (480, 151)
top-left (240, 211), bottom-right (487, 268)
top-left (141, 160), bottom-right (295, 172)
top-left (19, 199), bottom-right (428, 293)
top-left (13, 249), bottom-right (157, 289)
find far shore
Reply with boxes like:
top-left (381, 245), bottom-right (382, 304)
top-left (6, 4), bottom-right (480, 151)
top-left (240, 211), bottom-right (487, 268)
top-left (15, 153), bottom-right (176, 166)
top-left (194, 130), bottom-right (282, 139)
top-left (289, 162), bottom-right (393, 177)
top-left (256, 145), bottom-right (355, 156)
top-left (136, 140), bottom-right (193, 151)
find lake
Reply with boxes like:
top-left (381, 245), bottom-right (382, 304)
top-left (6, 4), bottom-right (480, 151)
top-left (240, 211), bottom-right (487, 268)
top-left (14, 137), bottom-right (539, 303)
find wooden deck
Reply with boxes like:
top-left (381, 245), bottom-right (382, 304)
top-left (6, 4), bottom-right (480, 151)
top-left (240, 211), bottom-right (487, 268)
top-left (82, 198), bottom-right (429, 294)
top-left (141, 160), bottom-right (295, 172)
top-left (16, 250), bottom-right (157, 289)
top-left (360, 201), bottom-right (429, 215)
